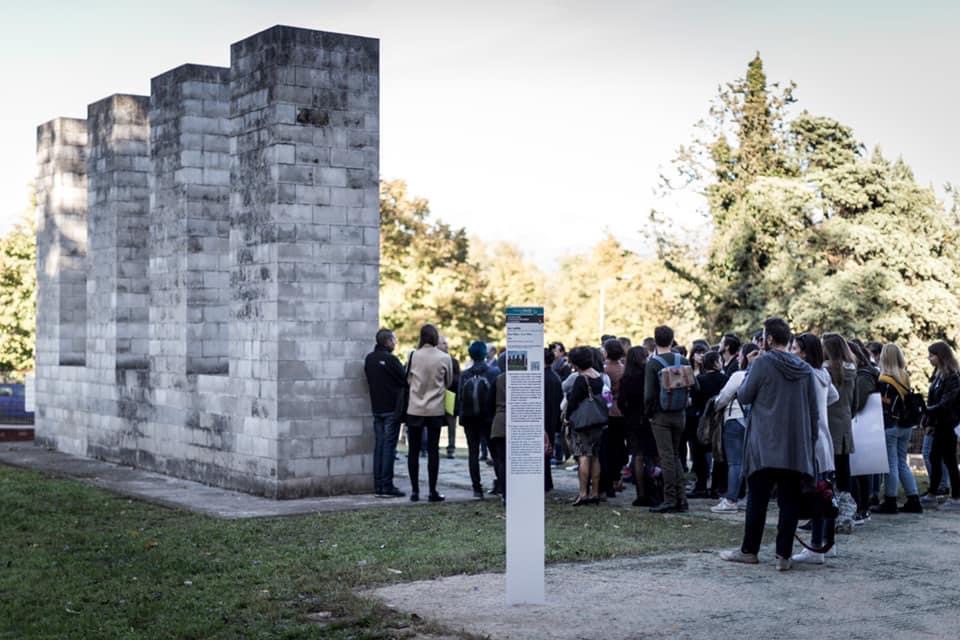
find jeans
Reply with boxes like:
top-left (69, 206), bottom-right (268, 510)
top-left (650, 411), bottom-right (686, 506)
top-left (406, 415), bottom-right (444, 496)
top-left (741, 468), bottom-right (803, 559)
top-left (722, 419), bottom-right (746, 502)
top-left (922, 433), bottom-right (951, 492)
top-left (884, 425), bottom-right (919, 497)
top-left (373, 412), bottom-right (401, 493)
top-left (928, 429), bottom-right (960, 499)
top-left (461, 417), bottom-right (492, 491)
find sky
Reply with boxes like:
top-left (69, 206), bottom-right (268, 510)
top-left (1, 0), bottom-right (957, 268)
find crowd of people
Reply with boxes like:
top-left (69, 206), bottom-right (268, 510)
top-left (364, 317), bottom-right (960, 570)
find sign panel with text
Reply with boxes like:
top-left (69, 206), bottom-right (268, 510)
top-left (505, 306), bottom-right (545, 605)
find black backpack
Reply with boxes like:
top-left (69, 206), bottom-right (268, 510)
top-left (899, 392), bottom-right (926, 427)
top-left (460, 370), bottom-right (491, 418)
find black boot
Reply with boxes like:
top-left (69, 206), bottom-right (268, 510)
top-left (871, 496), bottom-right (898, 514)
top-left (899, 495), bottom-right (923, 513)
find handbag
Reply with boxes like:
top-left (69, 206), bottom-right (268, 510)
top-left (569, 376), bottom-right (608, 432)
top-left (394, 351), bottom-right (414, 422)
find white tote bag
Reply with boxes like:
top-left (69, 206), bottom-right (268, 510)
top-left (850, 393), bottom-right (889, 475)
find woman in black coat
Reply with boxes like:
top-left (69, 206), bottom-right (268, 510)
top-left (922, 341), bottom-right (960, 507)
top-left (618, 346), bottom-right (660, 507)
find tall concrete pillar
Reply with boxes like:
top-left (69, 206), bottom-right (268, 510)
top-left (230, 26), bottom-right (380, 496)
top-left (86, 94), bottom-right (151, 463)
top-left (149, 64), bottom-right (231, 383)
top-left (34, 117), bottom-right (88, 454)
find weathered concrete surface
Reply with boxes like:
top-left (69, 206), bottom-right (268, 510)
top-left (34, 25), bottom-right (380, 498)
top-left (370, 508), bottom-right (960, 640)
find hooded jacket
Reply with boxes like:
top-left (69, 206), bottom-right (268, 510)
top-left (737, 349), bottom-right (819, 479)
top-left (811, 368), bottom-right (838, 474)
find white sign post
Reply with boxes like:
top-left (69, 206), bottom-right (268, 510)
top-left (505, 306), bottom-right (545, 605)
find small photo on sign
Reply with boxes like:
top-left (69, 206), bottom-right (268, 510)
top-left (507, 350), bottom-right (528, 371)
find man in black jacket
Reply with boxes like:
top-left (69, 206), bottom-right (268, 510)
top-left (544, 348), bottom-right (564, 490)
top-left (364, 329), bottom-right (406, 497)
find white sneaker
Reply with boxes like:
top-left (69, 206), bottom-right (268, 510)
top-left (941, 498), bottom-right (960, 510)
top-left (825, 543), bottom-right (838, 558)
top-left (775, 556), bottom-right (793, 571)
top-left (710, 498), bottom-right (738, 513)
top-left (719, 548), bottom-right (759, 564)
top-left (791, 548), bottom-right (825, 565)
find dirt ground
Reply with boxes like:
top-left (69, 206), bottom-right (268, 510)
top-left (371, 505), bottom-right (960, 639)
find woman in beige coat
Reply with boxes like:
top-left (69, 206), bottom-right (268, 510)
top-left (405, 324), bottom-right (453, 502)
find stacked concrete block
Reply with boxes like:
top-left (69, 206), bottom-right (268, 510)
top-left (34, 118), bottom-right (89, 455)
top-left (229, 26), bottom-right (380, 496)
top-left (34, 26), bottom-right (380, 498)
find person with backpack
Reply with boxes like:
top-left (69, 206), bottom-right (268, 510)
top-left (644, 325), bottom-right (696, 514)
top-left (438, 336), bottom-right (461, 460)
top-left (920, 341), bottom-right (960, 509)
top-left (458, 341), bottom-right (499, 499)
top-left (689, 351), bottom-right (727, 498)
top-left (872, 343), bottom-right (923, 514)
top-left (710, 342), bottom-right (759, 513)
top-left (720, 318), bottom-right (819, 571)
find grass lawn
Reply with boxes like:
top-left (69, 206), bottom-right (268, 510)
top-left (0, 465), bottom-right (742, 639)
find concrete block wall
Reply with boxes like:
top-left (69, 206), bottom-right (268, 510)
top-left (34, 26), bottom-right (379, 498)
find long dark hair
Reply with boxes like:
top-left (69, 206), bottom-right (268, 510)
top-left (822, 333), bottom-right (854, 387)
top-left (624, 346), bottom-right (648, 377)
top-left (847, 340), bottom-right (872, 370)
top-left (418, 324), bottom-right (439, 348)
top-left (793, 333), bottom-right (824, 369)
top-left (928, 341), bottom-right (960, 376)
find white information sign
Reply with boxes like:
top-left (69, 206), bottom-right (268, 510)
top-left (505, 306), bottom-right (545, 605)
top-left (850, 393), bottom-right (888, 476)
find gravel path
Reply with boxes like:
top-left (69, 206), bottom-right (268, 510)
top-left (370, 504), bottom-right (960, 639)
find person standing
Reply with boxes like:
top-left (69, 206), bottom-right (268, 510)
top-left (644, 325), bottom-right (695, 514)
top-left (566, 346), bottom-right (607, 505)
top-left (710, 342), bottom-right (759, 513)
top-left (600, 338), bottom-right (627, 498)
top-left (406, 324), bottom-right (453, 502)
top-left (720, 334), bottom-right (742, 379)
top-left (544, 348), bottom-right (564, 491)
top-left (689, 351), bottom-right (727, 498)
top-left (363, 329), bottom-right (406, 498)
top-left (458, 341), bottom-right (499, 498)
top-left (921, 341), bottom-right (960, 509)
top-left (438, 336), bottom-right (461, 459)
top-left (872, 343), bottom-right (923, 514)
top-left (618, 346), bottom-right (659, 507)
top-left (822, 333), bottom-right (858, 531)
top-left (721, 318), bottom-right (819, 571)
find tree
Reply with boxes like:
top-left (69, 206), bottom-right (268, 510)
top-left (0, 212), bottom-right (37, 378)
top-left (657, 55), bottom-right (960, 381)
top-left (544, 235), bottom-right (702, 347)
top-left (378, 180), bottom-right (497, 354)
top-left (469, 238), bottom-right (545, 346)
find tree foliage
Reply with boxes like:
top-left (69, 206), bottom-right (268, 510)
top-left (0, 212), bottom-right (37, 377)
top-left (657, 54), bottom-right (960, 382)
top-left (378, 180), bottom-right (498, 354)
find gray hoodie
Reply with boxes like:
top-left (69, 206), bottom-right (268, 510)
top-left (737, 350), bottom-right (819, 479)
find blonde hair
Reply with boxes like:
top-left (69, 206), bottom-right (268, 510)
top-left (879, 343), bottom-right (909, 388)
